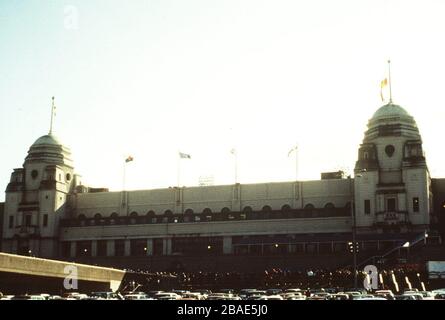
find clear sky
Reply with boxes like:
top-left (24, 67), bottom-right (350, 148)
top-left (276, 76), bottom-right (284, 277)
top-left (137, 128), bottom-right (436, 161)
top-left (1, 0), bottom-right (444, 201)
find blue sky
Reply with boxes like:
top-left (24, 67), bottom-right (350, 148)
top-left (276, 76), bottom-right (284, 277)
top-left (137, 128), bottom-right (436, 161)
top-left (1, 0), bottom-right (444, 200)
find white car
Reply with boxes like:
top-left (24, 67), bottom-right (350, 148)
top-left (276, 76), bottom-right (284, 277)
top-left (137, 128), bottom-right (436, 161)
top-left (258, 295), bottom-right (283, 300)
top-left (28, 295), bottom-right (46, 300)
top-left (355, 297), bottom-right (387, 300)
top-left (281, 292), bottom-right (305, 299)
top-left (124, 294), bottom-right (151, 300)
top-left (153, 292), bottom-right (180, 300)
top-left (402, 293), bottom-right (424, 300)
top-left (206, 293), bottom-right (229, 300)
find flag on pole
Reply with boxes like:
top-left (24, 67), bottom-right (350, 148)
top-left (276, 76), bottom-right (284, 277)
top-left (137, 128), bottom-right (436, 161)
top-left (288, 146), bottom-right (298, 157)
top-left (179, 152), bottom-right (191, 159)
top-left (125, 156), bottom-right (134, 163)
top-left (380, 78), bottom-right (388, 102)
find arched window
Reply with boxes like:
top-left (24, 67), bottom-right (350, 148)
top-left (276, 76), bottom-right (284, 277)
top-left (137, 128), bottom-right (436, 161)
top-left (184, 209), bottom-right (194, 215)
top-left (94, 213), bottom-right (103, 225)
top-left (110, 212), bottom-right (118, 225)
top-left (304, 204), bottom-right (315, 210)
top-left (146, 211), bottom-right (156, 223)
top-left (202, 208), bottom-right (212, 221)
top-left (324, 203), bottom-right (335, 209)
top-left (281, 204), bottom-right (291, 212)
top-left (78, 214), bottom-right (86, 227)
top-left (262, 205), bottom-right (272, 212)
top-left (221, 207), bottom-right (231, 214)
top-left (243, 206), bottom-right (253, 214)
top-left (129, 211), bottom-right (138, 224)
top-left (202, 208), bottom-right (212, 215)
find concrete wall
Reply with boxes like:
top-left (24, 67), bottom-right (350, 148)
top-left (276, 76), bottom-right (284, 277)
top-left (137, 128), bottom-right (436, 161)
top-left (71, 179), bottom-right (353, 218)
top-left (0, 252), bottom-right (125, 285)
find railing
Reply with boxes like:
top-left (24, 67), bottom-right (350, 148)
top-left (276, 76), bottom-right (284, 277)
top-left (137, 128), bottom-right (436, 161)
top-left (15, 225), bottom-right (40, 236)
top-left (375, 211), bottom-right (409, 224)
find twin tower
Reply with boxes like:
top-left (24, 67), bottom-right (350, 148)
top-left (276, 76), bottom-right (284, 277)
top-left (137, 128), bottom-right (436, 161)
top-left (1, 101), bottom-right (434, 258)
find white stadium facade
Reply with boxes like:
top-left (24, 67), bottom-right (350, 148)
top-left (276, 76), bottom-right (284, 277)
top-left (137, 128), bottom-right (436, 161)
top-left (1, 102), bottom-right (445, 272)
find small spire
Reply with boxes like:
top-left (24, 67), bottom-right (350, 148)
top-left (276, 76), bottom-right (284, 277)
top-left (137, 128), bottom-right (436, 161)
top-left (49, 96), bottom-right (56, 135)
top-left (388, 60), bottom-right (393, 104)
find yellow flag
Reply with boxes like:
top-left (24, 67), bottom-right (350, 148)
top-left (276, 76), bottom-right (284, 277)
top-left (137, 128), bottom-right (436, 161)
top-left (380, 78), bottom-right (388, 101)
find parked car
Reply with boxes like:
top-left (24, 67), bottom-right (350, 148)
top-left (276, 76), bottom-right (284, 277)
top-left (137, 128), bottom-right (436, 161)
top-left (124, 294), bottom-right (151, 300)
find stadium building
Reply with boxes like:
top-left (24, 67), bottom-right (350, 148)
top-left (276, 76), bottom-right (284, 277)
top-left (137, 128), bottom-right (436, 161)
top-left (1, 102), bottom-right (445, 272)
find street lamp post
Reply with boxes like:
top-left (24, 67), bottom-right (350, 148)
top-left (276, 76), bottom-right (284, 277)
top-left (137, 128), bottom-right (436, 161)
top-left (349, 175), bottom-right (359, 289)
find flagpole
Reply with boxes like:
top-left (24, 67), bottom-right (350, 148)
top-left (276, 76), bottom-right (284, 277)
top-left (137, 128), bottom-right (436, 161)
top-left (123, 161), bottom-right (126, 192)
top-left (388, 60), bottom-right (392, 103)
top-left (295, 146), bottom-right (298, 181)
top-left (235, 151), bottom-right (238, 184)
top-left (49, 96), bottom-right (55, 135)
top-left (122, 160), bottom-right (126, 215)
top-left (177, 152), bottom-right (180, 188)
top-left (231, 149), bottom-right (238, 184)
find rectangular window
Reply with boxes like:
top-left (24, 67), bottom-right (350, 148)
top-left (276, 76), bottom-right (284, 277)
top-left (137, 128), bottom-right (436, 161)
top-left (9, 216), bottom-right (14, 229)
top-left (319, 243), bottom-right (332, 254)
top-left (114, 240), bottom-right (125, 256)
top-left (413, 197), bottom-right (420, 213)
top-left (333, 242), bottom-right (347, 253)
top-left (364, 200), bottom-right (371, 214)
top-left (363, 241), bottom-right (378, 252)
top-left (249, 245), bottom-right (262, 255)
top-left (387, 198), bottom-right (396, 212)
top-left (153, 239), bottom-right (164, 256)
top-left (306, 243), bottom-right (318, 254)
top-left (97, 240), bottom-right (108, 257)
top-left (130, 239), bottom-right (147, 256)
top-left (25, 215), bottom-right (32, 227)
top-left (43, 214), bottom-right (48, 227)
top-left (234, 245), bottom-right (248, 255)
top-left (60, 242), bottom-right (71, 258)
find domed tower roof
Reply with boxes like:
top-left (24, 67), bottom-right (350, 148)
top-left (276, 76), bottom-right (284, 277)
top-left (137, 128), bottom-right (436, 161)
top-left (372, 103), bottom-right (410, 119)
top-left (24, 133), bottom-right (74, 168)
top-left (363, 102), bottom-right (420, 142)
top-left (32, 134), bottom-right (62, 146)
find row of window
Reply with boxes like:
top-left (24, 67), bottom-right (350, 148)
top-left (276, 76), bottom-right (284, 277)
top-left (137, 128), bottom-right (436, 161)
top-left (77, 203), bottom-right (343, 219)
top-left (72, 197), bottom-right (420, 220)
top-left (60, 238), bottom-right (401, 258)
top-left (362, 197), bottom-right (420, 215)
top-left (8, 214), bottom-right (48, 229)
top-left (62, 208), bottom-right (350, 227)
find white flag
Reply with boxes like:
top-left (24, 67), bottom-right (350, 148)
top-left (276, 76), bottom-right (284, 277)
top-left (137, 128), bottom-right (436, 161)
top-left (288, 146), bottom-right (298, 157)
top-left (179, 152), bottom-right (191, 159)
